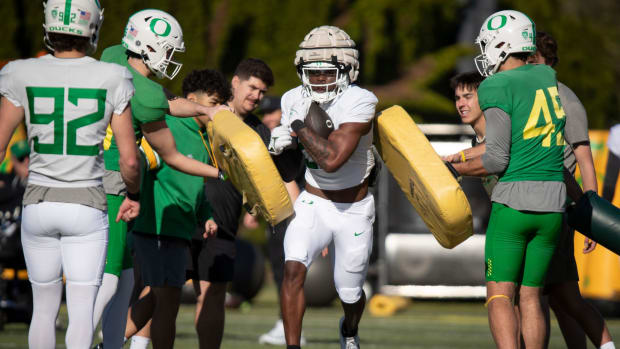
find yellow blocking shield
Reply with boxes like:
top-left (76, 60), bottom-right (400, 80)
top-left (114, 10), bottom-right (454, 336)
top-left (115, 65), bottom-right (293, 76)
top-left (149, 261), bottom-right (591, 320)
top-left (207, 111), bottom-right (293, 226)
top-left (374, 106), bottom-right (473, 248)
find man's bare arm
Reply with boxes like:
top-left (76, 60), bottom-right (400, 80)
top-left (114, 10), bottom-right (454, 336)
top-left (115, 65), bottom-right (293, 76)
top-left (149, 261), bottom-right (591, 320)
top-left (168, 97), bottom-right (228, 121)
top-left (110, 105), bottom-right (141, 194)
top-left (294, 121), bottom-right (371, 173)
top-left (141, 120), bottom-right (220, 178)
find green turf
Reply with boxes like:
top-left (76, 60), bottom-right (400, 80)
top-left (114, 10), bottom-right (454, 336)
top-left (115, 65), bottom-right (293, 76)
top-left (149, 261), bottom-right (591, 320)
top-left (2, 283), bottom-right (619, 348)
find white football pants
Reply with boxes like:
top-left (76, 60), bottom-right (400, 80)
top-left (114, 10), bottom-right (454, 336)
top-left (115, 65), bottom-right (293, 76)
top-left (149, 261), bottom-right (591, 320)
top-left (284, 191), bottom-right (374, 304)
top-left (22, 201), bottom-right (108, 349)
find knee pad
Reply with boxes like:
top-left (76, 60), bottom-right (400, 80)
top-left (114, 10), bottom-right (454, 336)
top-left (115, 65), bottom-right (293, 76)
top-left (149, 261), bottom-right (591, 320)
top-left (338, 286), bottom-right (362, 304)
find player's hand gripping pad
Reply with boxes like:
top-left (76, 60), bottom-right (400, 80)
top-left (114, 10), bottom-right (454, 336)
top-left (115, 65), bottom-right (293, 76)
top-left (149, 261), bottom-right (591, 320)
top-left (373, 105), bottom-right (473, 249)
top-left (208, 110), bottom-right (294, 225)
top-left (567, 190), bottom-right (620, 255)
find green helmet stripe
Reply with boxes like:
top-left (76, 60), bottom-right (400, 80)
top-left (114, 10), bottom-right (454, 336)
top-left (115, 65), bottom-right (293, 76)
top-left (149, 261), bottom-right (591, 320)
top-left (63, 0), bottom-right (72, 25)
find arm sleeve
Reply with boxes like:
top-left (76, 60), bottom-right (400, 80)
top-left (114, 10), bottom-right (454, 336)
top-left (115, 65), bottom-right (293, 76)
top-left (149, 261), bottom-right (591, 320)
top-left (482, 107), bottom-right (511, 174)
top-left (0, 62), bottom-right (22, 107)
top-left (559, 82), bottom-right (589, 146)
top-left (602, 151), bottom-right (620, 202)
top-left (111, 67), bottom-right (135, 115)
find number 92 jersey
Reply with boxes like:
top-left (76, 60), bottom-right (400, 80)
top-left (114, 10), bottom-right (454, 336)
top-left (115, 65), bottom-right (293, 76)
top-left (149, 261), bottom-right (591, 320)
top-left (0, 54), bottom-right (134, 188)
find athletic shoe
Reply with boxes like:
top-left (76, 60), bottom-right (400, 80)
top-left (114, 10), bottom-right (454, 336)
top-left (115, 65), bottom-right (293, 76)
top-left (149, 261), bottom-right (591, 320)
top-left (258, 319), bottom-right (307, 346)
top-left (339, 317), bottom-right (360, 349)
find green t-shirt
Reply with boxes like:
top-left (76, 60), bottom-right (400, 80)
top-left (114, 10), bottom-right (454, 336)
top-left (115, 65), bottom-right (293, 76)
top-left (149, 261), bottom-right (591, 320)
top-left (100, 45), bottom-right (169, 171)
top-left (478, 64), bottom-right (565, 183)
top-left (132, 116), bottom-right (213, 240)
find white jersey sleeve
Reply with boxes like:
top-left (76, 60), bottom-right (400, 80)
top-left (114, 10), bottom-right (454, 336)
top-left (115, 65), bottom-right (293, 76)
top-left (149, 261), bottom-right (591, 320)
top-left (110, 67), bottom-right (134, 115)
top-left (334, 86), bottom-right (378, 125)
top-left (0, 61), bottom-right (24, 107)
top-left (2, 55), bottom-right (135, 188)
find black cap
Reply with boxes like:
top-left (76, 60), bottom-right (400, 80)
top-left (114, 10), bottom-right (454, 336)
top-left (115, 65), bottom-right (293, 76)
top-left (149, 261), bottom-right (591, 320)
top-left (259, 96), bottom-right (281, 113)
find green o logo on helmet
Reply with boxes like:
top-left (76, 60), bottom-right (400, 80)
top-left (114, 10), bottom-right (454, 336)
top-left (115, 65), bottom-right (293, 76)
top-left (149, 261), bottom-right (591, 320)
top-left (487, 15), bottom-right (507, 31)
top-left (149, 18), bottom-right (171, 37)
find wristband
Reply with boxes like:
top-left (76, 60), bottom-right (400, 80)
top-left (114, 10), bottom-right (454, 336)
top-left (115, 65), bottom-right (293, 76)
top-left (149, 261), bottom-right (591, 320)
top-left (218, 169), bottom-right (228, 181)
top-left (127, 191), bottom-right (140, 201)
top-left (291, 119), bottom-right (306, 133)
top-left (460, 151), bottom-right (466, 163)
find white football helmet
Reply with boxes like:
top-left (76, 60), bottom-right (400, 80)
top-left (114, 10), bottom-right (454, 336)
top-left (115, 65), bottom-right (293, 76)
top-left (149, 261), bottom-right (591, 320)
top-left (122, 9), bottom-right (185, 80)
top-left (474, 10), bottom-right (536, 76)
top-left (43, 0), bottom-right (104, 54)
top-left (295, 25), bottom-right (359, 103)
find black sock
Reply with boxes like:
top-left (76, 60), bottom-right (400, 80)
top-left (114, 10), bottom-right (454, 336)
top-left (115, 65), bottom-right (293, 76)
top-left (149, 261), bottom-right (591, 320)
top-left (287, 346), bottom-right (301, 349)
top-left (341, 322), bottom-right (358, 338)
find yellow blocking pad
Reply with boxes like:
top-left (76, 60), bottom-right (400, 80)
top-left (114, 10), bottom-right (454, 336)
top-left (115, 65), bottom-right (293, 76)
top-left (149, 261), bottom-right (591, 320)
top-left (207, 110), bottom-right (293, 226)
top-left (368, 294), bottom-right (410, 317)
top-left (374, 105), bottom-right (473, 249)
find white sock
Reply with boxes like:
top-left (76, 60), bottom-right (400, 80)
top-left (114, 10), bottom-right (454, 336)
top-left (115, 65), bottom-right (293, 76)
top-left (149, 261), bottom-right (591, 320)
top-left (130, 335), bottom-right (151, 349)
top-left (65, 283), bottom-right (99, 349)
top-left (601, 342), bottom-right (616, 349)
top-left (102, 268), bottom-right (135, 349)
top-left (29, 281), bottom-right (63, 349)
top-left (92, 273), bottom-right (119, 330)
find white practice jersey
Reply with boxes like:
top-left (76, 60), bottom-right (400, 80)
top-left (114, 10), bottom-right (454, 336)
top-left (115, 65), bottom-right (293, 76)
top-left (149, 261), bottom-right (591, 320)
top-left (0, 55), bottom-right (134, 188)
top-left (281, 85), bottom-right (378, 190)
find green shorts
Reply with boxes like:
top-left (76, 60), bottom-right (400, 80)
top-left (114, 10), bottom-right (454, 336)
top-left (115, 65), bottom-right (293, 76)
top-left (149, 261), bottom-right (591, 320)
top-left (104, 194), bottom-right (133, 276)
top-left (485, 202), bottom-right (562, 287)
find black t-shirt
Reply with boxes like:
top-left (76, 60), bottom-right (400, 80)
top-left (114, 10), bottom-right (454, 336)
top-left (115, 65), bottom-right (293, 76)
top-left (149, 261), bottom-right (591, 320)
top-left (204, 113), bottom-right (303, 240)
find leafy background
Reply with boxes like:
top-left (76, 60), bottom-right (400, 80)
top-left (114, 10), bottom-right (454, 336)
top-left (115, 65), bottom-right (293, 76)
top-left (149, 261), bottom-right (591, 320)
top-left (1, 0), bottom-right (618, 128)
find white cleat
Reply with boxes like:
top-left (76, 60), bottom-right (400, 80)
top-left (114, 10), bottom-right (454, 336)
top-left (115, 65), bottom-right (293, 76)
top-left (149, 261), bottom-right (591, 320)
top-left (258, 319), bottom-right (307, 346)
top-left (339, 317), bottom-right (360, 349)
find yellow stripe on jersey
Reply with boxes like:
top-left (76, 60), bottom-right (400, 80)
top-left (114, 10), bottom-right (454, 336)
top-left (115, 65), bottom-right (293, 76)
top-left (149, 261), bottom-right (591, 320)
top-left (103, 124), bottom-right (114, 151)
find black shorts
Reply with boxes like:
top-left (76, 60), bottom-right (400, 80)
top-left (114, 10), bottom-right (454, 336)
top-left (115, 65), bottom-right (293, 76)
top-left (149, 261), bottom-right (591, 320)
top-left (544, 216), bottom-right (579, 289)
top-left (189, 235), bottom-right (236, 283)
top-left (132, 231), bottom-right (189, 288)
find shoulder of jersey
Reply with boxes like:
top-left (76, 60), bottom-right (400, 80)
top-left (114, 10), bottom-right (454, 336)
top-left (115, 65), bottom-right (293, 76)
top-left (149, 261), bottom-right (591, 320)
top-left (133, 78), bottom-right (167, 110)
top-left (338, 85), bottom-right (378, 108)
top-left (281, 86), bottom-right (304, 110)
top-left (1, 57), bottom-right (41, 75)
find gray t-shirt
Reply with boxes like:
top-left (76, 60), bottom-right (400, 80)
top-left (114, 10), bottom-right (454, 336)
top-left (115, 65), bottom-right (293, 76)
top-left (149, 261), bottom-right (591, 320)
top-left (23, 184), bottom-right (107, 211)
top-left (481, 107), bottom-right (566, 212)
top-left (559, 81), bottom-right (590, 175)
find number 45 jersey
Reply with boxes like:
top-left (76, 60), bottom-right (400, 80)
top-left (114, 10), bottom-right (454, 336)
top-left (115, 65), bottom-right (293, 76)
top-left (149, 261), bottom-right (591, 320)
top-left (478, 63), bottom-right (565, 183)
top-left (0, 54), bottom-right (134, 188)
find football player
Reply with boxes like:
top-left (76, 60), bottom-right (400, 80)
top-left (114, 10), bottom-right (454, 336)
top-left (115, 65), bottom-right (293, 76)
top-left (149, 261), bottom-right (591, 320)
top-left (271, 26), bottom-right (378, 349)
top-left (529, 31), bottom-right (615, 349)
top-left (92, 9), bottom-right (227, 349)
top-left (453, 10), bottom-right (566, 348)
top-left (0, 1), bottom-right (141, 348)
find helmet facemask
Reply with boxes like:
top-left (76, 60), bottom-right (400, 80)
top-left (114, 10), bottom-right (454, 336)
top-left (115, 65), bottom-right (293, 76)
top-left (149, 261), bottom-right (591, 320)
top-left (145, 43), bottom-right (185, 80)
top-left (300, 61), bottom-right (350, 103)
top-left (122, 9), bottom-right (185, 80)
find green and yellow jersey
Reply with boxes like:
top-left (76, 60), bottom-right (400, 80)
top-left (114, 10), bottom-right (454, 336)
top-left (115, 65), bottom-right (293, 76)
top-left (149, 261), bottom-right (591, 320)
top-left (478, 64), bottom-right (565, 183)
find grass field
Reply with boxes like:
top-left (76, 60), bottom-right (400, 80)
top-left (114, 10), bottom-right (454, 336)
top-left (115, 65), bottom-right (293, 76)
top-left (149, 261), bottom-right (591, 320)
top-left (2, 282), bottom-right (620, 348)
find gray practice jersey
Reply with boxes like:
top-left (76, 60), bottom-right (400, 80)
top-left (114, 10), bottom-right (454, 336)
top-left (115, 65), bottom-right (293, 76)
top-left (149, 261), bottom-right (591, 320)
top-left (0, 54), bottom-right (134, 188)
top-left (559, 82), bottom-right (590, 175)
